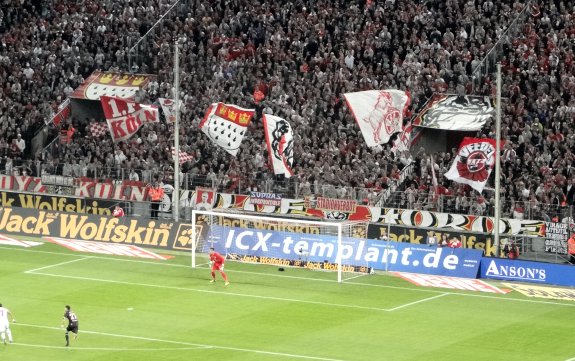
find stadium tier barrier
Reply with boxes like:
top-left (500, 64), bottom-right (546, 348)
top-left (0, 175), bottom-right (570, 265)
top-left (1, 159), bottom-right (571, 221)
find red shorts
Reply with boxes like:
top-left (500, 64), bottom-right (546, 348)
top-left (212, 263), bottom-right (224, 271)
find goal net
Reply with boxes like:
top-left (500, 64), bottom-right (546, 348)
top-left (191, 210), bottom-right (372, 282)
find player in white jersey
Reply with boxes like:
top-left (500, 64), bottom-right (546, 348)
top-left (0, 303), bottom-right (15, 344)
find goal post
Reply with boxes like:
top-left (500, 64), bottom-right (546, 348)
top-left (191, 210), bottom-right (371, 282)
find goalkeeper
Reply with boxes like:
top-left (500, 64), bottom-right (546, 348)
top-left (209, 247), bottom-right (230, 285)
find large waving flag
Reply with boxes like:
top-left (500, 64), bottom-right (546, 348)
top-left (344, 90), bottom-right (411, 147)
top-left (100, 96), bottom-right (159, 142)
top-left (200, 102), bottom-right (254, 156)
top-left (262, 114), bottom-right (294, 178)
top-left (445, 137), bottom-right (501, 193)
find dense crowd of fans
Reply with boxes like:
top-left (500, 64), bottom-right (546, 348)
top-left (0, 0), bottom-right (573, 220)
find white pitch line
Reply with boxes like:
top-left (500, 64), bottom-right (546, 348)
top-left (28, 271), bottom-right (391, 312)
top-left (15, 323), bottom-right (348, 361)
top-left (385, 293), bottom-right (450, 312)
top-left (23, 257), bottom-right (92, 274)
top-left (6, 245), bottom-right (575, 308)
top-left (13, 342), bottom-right (211, 351)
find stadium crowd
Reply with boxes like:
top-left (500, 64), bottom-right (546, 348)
top-left (0, 0), bottom-right (574, 220)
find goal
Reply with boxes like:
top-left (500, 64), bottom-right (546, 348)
top-left (191, 210), bottom-right (371, 282)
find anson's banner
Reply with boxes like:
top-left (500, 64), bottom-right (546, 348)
top-left (204, 225), bottom-right (483, 278)
top-left (480, 258), bottom-right (575, 287)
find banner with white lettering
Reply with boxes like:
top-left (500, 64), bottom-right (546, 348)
top-left (262, 114), bottom-right (294, 177)
top-left (206, 226), bottom-right (483, 278)
top-left (344, 90), bottom-right (411, 147)
top-left (544, 222), bottom-right (569, 255)
top-left (200, 103), bottom-right (254, 156)
top-left (445, 137), bottom-right (500, 193)
top-left (100, 96), bottom-right (159, 142)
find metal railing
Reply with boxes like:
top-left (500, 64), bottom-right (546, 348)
top-left (471, 1), bottom-right (533, 93)
top-left (127, 0), bottom-right (191, 72)
top-left (3, 157), bottom-right (572, 222)
top-left (383, 189), bottom-right (572, 221)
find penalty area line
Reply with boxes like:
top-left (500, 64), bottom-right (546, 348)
top-left (12, 342), bottom-right (211, 351)
top-left (23, 256), bottom-right (93, 274)
top-left (385, 293), bottom-right (450, 312)
top-left (29, 271), bottom-right (391, 312)
top-left (15, 323), bottom-right (348, 361)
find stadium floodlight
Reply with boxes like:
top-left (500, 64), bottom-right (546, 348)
top-left (191, 210), bottom-right (371, 282)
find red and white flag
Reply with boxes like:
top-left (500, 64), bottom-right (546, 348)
top-left (344, 90), bottom-right (411, 147)
top-left (262, 114), bottom-right (294, 178)
top-left (159, 98), bottom-right (177, 123)
top-left (171, 147), bottom-right (194, 164)
top-left (89, 122), bottom-right (108, 138)
top-left (445, 137), bottom-right (501, 193)
top-left (100, 96), bottom-right (159, 142)
top-left (200, 102), bottom-right (254, 156)
top-left (49, 98), bottom-right (71, 126)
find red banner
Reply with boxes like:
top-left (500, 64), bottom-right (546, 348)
top-left (100, 96), bottom-right (159, 142)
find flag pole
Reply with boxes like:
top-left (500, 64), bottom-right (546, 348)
top-left (173, 39), bottom-right (181, 222)
top-left (494, 63), bottom-right (502, 256)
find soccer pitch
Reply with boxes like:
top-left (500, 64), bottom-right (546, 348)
top-left (1, 239), bottom-right (574, 361)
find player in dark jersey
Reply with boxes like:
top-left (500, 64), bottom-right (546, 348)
top-left (61, 305), bottom-right (79, 347)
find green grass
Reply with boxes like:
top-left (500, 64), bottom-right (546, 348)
top-left (1, 238), bottom-right (574, 361)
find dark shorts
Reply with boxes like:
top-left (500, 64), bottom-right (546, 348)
top-left (67, 323), bottom-right (79, 334)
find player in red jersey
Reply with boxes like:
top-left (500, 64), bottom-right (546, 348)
top-left (209, 247), bottom-right (229, 285)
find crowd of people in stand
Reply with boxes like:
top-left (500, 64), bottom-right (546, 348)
top-left (1, 0), bottom-right (574, 220)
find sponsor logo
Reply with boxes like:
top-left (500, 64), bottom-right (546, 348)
top-left (0, 191), bottom-right (120, 215)
top-left (315, 197), bottom-right (357, 213)
top-left (396, 272), bottom-right (509, 294)
top-left (368, 225), bottom-right (498, 256)
top-left (502, 283), bottom-right (575, 301)
top-left (219, 217), bottom-right (321, 234)
top-left (0, 208), bottom-right (173, 247)
top-left (47, 237), bottom-right (171, 260)
top-left (230, 253), bottom-right (370, 273)
top-left (249, 192), bottom-right (282, 207)
top-left (172, 223), bottom-right (197, 250)
top-left (484, 259), bottom-right (546, 281)
top-left (206, 226), bottom-right (483, 278)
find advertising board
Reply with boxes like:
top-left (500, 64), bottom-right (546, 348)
top-left (480, 257), bottom-right (575, 287)
top-left (205, 225), bottom-right (483, 278)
